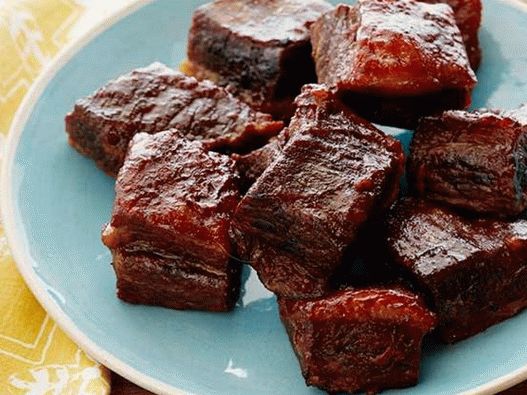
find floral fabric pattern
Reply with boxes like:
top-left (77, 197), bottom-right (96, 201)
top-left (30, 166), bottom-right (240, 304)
top-left (0, 0), bottom-right (132, 393)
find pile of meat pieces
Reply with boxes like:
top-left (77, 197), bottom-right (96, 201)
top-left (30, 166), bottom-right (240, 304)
top-left (65, 0), bottom-right (527, 393)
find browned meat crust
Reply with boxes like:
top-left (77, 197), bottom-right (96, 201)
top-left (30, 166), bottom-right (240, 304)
top-left (408, 106), bottom-right (527, 217)
top-left (112, 249), bottom-right (241, 312)
top-left (310, 0), bottom-right (477, 128)
top-left (186, 0), bottom-right (332, 120)
top-left (231, 85), bottom-right (404, 299)
top-left (279, 287), bottom-right (436, 393)
top-left (421, 0), bottom-right (482, 70)
top-left (66, 62), bottom-right (283, 176)
top-left (102, 129), bottom-right (241, 311)
top-left (386, 198), bottom-right (527, 342)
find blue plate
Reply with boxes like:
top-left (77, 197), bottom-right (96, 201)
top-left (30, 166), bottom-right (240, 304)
top-left (2, 0), bottom-right (527, 393)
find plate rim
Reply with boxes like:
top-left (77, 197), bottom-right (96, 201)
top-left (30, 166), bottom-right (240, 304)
top-left (0, 1), bottom-right (183, 394)
top-left (1, 0), bottom-right (527, 394)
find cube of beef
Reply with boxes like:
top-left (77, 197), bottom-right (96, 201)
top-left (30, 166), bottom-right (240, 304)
top-left (386, 198), bottom-right (527, 342)
top-left (278, 288), bottom-right (436, 393)
top-left (310, 0), bottom-right (477, 128)
top-left (408, 106), bottom-right (527, 217)
top-left (231, 85), bottom-right (404, 299)
top-left (232, 129), bottom-right (290, 192)
top-left (66, 62), bottom-right (283, 176)
top-left (102, 129), bottom-right (241, 311)
top-left (421, 0), bottom-right (482, 69)
top-left (185, 0), bottom-right (332, 120)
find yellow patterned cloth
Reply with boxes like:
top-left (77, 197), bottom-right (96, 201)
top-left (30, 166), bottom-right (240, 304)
top-left (0, 0), bottom-right (131, 393)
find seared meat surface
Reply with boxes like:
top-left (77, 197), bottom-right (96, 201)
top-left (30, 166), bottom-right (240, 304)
top-left (279, 287), bottom-right (436, 393)
top-left (408, 106), bottom-right (527, 217)
top-left (386, 198), bottom-right (527, 342)
top-left (421, 0), bottom-right (482, 69)
top-left (111, 249), bottom-right (241, 312)
top-left (186, 0), bottom-right (332, 119)
top-left (102, 129), bottom-right (241, 311)
top-left (66, 62), bottom-right (282, 176)
top-left (231, 85), bottom-right (404, 299)
top-left (310, 0), bottom-right (477, 128)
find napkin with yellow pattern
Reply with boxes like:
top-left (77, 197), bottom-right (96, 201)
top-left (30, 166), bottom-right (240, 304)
top-left (0, 0), bottom-right (131, 393)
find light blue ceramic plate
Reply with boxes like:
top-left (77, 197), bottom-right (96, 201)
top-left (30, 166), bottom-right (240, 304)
top-left (2, 0), bottom-right (527, 394)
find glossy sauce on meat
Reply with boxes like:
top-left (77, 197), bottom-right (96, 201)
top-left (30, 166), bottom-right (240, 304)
top-left (310, 0), bottom-right (477, 128)
top-left (279, 287), bottom-right (436, 393)
top-left (386, 198), bottom-right (527, 342)
top-left (186, 0), bottom-right (332, 119)
top-left (231, 84), bottom-right (404, 299)
top-left (102, 129), bottom-right (241, 311)
top-left (421, 0), bottom-right (482, 69)
top-left (408, 106), bottom-right (527, 217)
top-left (66, 63), bottom-right (282, 176)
